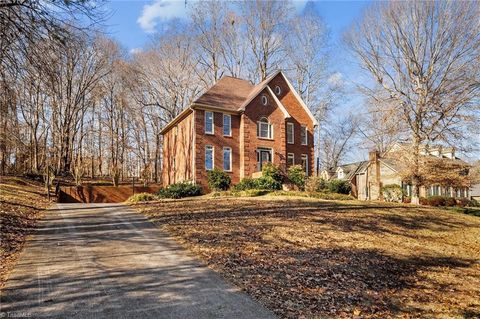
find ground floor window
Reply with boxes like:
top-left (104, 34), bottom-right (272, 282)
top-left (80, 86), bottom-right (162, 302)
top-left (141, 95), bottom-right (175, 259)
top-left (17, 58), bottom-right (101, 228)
top-left (287, 153), bottom-right (294, 167)
top-left (205, 145), bottom-right (214, 170)
top-left (223, 147), bottom-right (232, 171)
top-left (301, 154), bottom-right (308, 173)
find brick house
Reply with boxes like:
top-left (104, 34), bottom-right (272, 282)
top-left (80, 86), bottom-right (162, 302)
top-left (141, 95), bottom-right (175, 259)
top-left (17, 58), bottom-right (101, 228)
top-left (160, 71), bottom-right (317, 190)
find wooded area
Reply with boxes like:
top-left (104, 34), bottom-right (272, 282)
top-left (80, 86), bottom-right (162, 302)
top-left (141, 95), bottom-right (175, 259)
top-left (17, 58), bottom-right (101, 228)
top-left (1, 0), bottom-right (479, 194)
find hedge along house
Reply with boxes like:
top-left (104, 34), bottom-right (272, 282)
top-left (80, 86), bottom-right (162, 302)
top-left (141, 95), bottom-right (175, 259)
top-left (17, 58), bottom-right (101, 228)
top-left (160, 71), bottom-right (317, 190)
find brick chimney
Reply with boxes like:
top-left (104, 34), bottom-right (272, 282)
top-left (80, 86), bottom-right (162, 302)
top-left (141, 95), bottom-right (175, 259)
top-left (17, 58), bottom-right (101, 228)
top-left (369, 150), bottom-right (382, 199)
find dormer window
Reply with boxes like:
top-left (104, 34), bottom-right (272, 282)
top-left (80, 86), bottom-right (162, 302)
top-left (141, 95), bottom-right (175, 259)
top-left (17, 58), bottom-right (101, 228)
top-left (337, 170), bottom-right (344, 179)
top-left (257, 117), bottom-right (273, 139)
top-left (274, 86), bottom-right (281, 95)
top-left (261, 95), bottom-right (268, 106)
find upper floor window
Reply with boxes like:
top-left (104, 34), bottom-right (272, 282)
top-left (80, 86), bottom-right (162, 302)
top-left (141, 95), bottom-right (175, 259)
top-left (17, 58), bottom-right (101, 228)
top-left (223, 114), bottom-right (231, 136)
top-left (257, 117), bottom-right (273, 139)
top-left (205, 111), bottom-right (214, 134)
top-left (274, 86), bottom-right (281, 95)
top-left (287, 153), bottom-right (294, 167)
top-left (301, 125), bottom-right (308, 145)
top-left (337, 170), bottom-right (344, 179)
top-left (301, 154), bottom-right (308, 173)
top-left (223, 147), bottom-right (232, 171)
top-left (205, 145), bottom-right (214, 170)
top-left (261, 95), bottom-right (268, 106)
top-left (287, 122), bottom-right (294, 144)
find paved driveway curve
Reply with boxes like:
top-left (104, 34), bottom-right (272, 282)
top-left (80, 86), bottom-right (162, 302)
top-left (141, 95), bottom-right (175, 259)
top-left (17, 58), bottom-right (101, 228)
top-left (0, 203), bottom-right (275, 319)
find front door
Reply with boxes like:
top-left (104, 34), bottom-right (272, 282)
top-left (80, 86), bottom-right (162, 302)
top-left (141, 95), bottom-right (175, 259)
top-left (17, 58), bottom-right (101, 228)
top-left (257, 148), bottom-right (272, 171)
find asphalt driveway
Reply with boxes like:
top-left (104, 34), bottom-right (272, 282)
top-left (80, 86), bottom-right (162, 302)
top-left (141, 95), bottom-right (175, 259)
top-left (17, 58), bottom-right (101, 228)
top-left (0, 203), bottom-right (275, 319)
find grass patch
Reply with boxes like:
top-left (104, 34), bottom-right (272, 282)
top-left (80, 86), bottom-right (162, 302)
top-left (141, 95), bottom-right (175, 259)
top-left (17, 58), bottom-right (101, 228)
top-left (135, 196), bottom-right (480, 319)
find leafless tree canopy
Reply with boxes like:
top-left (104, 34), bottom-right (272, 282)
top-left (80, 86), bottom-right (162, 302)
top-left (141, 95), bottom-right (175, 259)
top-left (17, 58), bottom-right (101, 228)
top-left (346, 0), bottom-right (480, 201)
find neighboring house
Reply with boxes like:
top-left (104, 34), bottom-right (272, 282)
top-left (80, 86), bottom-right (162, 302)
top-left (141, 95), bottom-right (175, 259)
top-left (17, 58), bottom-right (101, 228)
top-left (323, 143), bottom-right (472, 200)
top-left (160, 71), bottom-right (317, 190)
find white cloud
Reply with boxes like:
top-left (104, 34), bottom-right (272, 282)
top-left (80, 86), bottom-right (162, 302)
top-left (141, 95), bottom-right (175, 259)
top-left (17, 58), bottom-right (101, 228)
top-left (129, 48), bottom-right (143, 55)
top-left (137, 0), bottom-right (189, 33)
top-left (328, 72), bottom-right (344, 87)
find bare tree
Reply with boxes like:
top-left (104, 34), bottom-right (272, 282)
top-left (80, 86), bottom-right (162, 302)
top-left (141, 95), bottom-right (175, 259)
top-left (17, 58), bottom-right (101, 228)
top-left (346, 1), bottom-right (480, 203)
top-left (240, 0), bottom-right (291, 81)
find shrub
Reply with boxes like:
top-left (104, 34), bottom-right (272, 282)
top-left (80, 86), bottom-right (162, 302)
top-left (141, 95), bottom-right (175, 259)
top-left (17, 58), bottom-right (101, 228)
top-left (305, 176), bottom-right (327, 193)
top-left (262, 162), bottom-right (283, 183)
top-left (444, 197), bottom-right (457, 207)
top-left (157, 182), bottom-right (202, 199)
top-left (381, 184), bottom-right (404, 202)
top-left (419, 197), bottom-right (428, 205)
top-left (456, 197), bottom-right (470, 207)
top-left (403, 196), bottom-right (411, 204)
top-left (427, 196), bottom-right (446, 207)
top-left (469, 199), bottom-right (479, 207)
top-left (234, 177), bottom-right (258, 191)
top-left (256, 176), bottom-right (282, 190)
top-left (287, 165), bottom-right (306, 190)
top-left (127, 192), bottom-right (157, 203)
top-left (207, 169), bottom-right (231, 191)
top-left (327, 179), bottom-right (351, 194)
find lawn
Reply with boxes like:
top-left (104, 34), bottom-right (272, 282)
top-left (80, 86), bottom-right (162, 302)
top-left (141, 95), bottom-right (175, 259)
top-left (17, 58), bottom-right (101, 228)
top-left (0, 176), bottom-right (51, 287)
top-left (135, 196), bottom-right (480, 319)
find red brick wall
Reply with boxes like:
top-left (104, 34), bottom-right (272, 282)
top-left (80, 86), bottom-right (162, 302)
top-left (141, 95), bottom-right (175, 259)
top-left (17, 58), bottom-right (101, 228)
top-left (269, 74), bottom-right (315, 176)
top-left (242, 88), bottom-right (287, 177)
top-left (194, 109), bottom-right (241, 190)
top-left (162, 111), bottom-right (195, 186)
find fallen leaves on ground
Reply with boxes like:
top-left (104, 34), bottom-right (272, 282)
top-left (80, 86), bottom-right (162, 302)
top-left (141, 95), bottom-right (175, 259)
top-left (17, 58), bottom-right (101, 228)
top-left (0, 176), bottom-right (51, 287)
top-left (135, 196), bottom-right (480, 319)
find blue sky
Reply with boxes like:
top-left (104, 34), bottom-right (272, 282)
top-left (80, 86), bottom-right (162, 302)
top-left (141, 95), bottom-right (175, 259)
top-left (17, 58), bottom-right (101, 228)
top-left (103, 0), bottom-right (372, 161)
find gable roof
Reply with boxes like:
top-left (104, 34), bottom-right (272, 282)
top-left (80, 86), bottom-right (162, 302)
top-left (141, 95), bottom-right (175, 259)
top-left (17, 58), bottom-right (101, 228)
top-left (161, 71), bottom-right (316, 134)
top-left (194, 76), bottom-right (254, 111)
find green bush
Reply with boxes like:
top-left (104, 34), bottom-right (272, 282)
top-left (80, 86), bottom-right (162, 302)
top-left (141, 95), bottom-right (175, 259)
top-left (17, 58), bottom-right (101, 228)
top-left (257, 176), bottom-right (282, 190)
top-left (327, 179), bottom-right (351, 194)
top-left (381, 184), bottom-right (404, 202)
top-left (305, 176), bottom-right (327, 193)
top-left (127, 192), bottom-right (157, 203)
top-left (233, 177), bottom-right (258, 191)
top-left (287, 165), bottom-right (306, 190)
top-left (207, 169), bottom-right (231, 191)
top-left (469, 199), bottom-right (479, 207)
top-left (157, 182), bottom-right (202, 199)
top-left (261, 162), bottom-right (283, 183)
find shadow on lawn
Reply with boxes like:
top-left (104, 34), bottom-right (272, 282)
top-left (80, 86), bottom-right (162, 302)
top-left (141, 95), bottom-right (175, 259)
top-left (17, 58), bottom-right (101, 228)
top-left (141, 199), bottom-right (480, 318)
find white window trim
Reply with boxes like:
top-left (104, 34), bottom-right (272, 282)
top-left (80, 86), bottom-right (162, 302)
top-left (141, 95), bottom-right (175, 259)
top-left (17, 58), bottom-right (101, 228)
top-left (205, 145), bottom-right (214, 171)
top-left (223, 114), bottom-right (232, 137)
top-left (257, 118), bottom-right (273, 140)
top-left (287, 153), bottom-right (295, 166)
top-left (223, 147), bottom-right (232, 172)
top-left (302, 154), bottom-right (308, 173)
top-left (205, 111), bottom-right (214, 135)
top-left (287, 122), bottom-right (294, 144)
top-left (301, 125), bottom-right (308, 145)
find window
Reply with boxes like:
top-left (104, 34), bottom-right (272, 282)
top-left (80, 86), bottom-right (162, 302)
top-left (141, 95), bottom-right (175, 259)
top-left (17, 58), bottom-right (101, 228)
top-left (287, 122), bottom-right (294, 144)
top-left (301, 154), bottom-right (308, 173)
top-left (223, 147), bottom-right (232, 171)
top-left (337, 170), bottom-right (344, 179)
top-left (261, 95), bottom-right (268, 105)
top-left (205, 111), bottom-right (214, 134)
top-left (287, 153), bottom-right (294, 167)
top-left (223, 114), bottom-right (231, 136)
top-left (205, 145), bottom-right (214, 170)
top-left (301, 125), bottom-right (308, 145)
top-left (274, 85), bottom-right (281, 95)
top-left (257, 117), bottom-right (273, 139)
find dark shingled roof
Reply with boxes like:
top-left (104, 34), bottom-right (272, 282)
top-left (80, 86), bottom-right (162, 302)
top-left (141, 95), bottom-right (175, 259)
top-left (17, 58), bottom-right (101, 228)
top-left (194, 76), bottom-right (255, 111)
